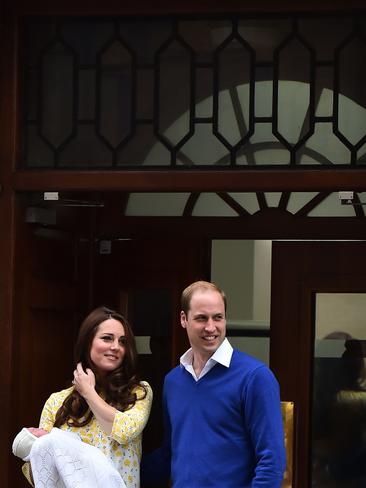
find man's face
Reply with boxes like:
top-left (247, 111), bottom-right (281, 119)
top-left (180, 289), bottom-right (226, 360)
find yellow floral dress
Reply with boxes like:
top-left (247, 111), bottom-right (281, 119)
top-left (22, 382), bottom-right (152, 488)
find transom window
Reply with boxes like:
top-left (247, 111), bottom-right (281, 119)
top-left (23, 15), bottom-right (366, 168)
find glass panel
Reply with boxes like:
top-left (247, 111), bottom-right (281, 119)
top-left (227, 192), bottom-right (260, 214)
top-left (157, 40), bottom-right (192, 149)
top-left (62, 20), bottom-right (113, 64)
top-left (125, 193), bottom-right (190, 216)
top-left (299, 122), bottom-right (350, 165)
top-left (248, 122), bottom-right (290, 165)
top-left (59, 126), bottom-right (111, 167)
top-left (308, 193), bottom-right (358, 217)
top-left (123, 191), bottom-right (362, 218)
top-left (238, 19), bottom-right (291, 63)
top-left (312, 293), bottom-right (366, 487)
top-left (357, 142), bottom-right (366, 164)
top-left (227, 335), bottom-right (270, 365)
top-left (118, 124), bottom-right (171, 166)
top-left (178, 124), bottom-right (229, 165)
top-left (299, 17), bottom-right (353, 61)
top-left (315, 67), bottom-right (333, 118)
top-left (287, 192), bottom-right (319, 214)
top-left (216, 39), bottom-right (252, 147)
top-left (255, 67), bottom-right (273, 118)
top-left (277, 40), bottom-right (311, 146)
top-left (78, 69), bottom-right (96, 120)
top-left (99, 41), bottom-right (133, 148)
top-left (118, 19), bottom-right (172, 65)
top-left (136, 69), bottom-right (154, 119)
top-left (41, 42), bottom-right (75, 150)
top-left (192, 193), bottom-right (238, 216)
top-left (338, 38), bottom-right (366, 147)
top-left (196, 68), bottom-right (213, 118)
top-left (26, 126), bottom-right (55, 167)
top-left (180, 19), bottom-right (230, 64)
top-left (264, 192), bottom-right (282, 207)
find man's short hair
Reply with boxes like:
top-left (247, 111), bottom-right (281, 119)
top-left (181, 280), bottom-right (227, 315)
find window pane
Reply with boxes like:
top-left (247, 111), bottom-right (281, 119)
top-left (312, 293), bottom-right (366, 487)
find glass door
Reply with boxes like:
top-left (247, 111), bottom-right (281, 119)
top-left (312, 293), bottom-right (366, 487)
top-left (271, 241), bottom-right (366, 488)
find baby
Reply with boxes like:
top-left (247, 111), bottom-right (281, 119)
top-left (12, 427), bottom-right (48, 461)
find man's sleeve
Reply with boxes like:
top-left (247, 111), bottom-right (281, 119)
top-left (244, 366), bottom-right (287, 488)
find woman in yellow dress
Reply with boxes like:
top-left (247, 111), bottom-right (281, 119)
top-left (14, 306), bottom-right (153, 488)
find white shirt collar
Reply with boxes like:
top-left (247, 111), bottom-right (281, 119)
top-left (180, 338), bottom-right (233, 380)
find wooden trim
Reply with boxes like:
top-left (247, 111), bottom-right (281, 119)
top-left (0, 197), bottom-right (16, 488)
top-left (271, 242), bottom-right (366, 488)
top-left (12, 168), bottom-right (366, 192)
top-left (227, 328), bottom-right (269, 337)
top-left (0, 3), bottom-right (17, 486)
top-left (11, 0), bottom-right (366, 15)
top-left (94, 215), bottom-right (366, 239)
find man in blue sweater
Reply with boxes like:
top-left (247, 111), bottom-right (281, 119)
top-left (142, 280), bottom-right (286, 488)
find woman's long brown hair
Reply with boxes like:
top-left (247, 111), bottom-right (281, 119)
top-left (54, 306), bottom-right (146, 428)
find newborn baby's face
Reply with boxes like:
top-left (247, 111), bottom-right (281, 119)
top-left (27, 427), bottom-right (48, 437)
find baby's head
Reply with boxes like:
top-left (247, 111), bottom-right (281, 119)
top-left (12, 427), bottom-right (37, 460)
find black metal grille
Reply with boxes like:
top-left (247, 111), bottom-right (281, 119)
top-left (22, 15), bottom-right (366, 168)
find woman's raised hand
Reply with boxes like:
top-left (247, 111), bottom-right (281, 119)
top-left (72, 362), bottom-right (96, 397)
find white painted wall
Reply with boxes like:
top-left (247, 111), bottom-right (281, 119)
top-left (211, 239), bottom-right (271, 327)
top-left (253, 240), bottom-right (271, 323)
top-left (211, 239), bottom-right (271, 363)
top-left (211, 240), bottom-right (254, 323)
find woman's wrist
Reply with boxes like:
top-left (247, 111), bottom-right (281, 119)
top-left (80, 385), bottom-right (97, 401)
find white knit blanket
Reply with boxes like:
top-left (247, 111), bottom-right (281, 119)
top-left (28, 428), bottom-right (127, 488)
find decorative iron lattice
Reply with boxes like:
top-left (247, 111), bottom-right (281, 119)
top-left (22, 15), bottom-right (366, 168)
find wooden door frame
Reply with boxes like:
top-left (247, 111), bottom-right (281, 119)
top-left (271, 241), bottom-right (366, 488)
top-left (8, 0), bottom-right (366, 15)
top-left (298, 273), bottom-right (366, 487)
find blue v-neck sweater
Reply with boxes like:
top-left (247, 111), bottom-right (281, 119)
top-left (142, 349), bottom-right (286, 488)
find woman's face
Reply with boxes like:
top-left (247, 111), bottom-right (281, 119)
top-left (89, 318), bottom-right (126, 374)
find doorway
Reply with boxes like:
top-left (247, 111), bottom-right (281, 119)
top-left (271, 241), bottom-right (366, 488)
